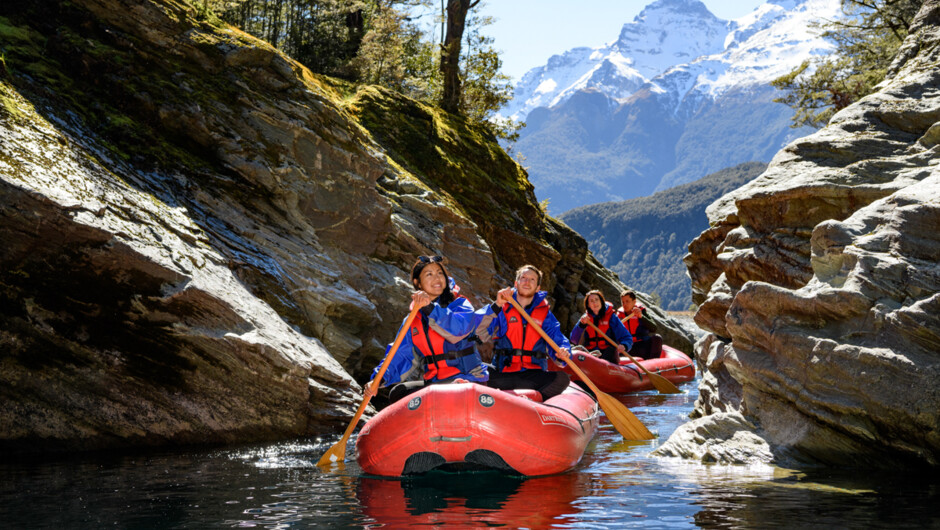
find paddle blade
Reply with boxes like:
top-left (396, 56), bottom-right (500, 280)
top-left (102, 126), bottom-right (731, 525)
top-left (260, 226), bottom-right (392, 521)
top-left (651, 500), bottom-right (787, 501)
top-left (649, 372), bottom-right (682, 394)
top-left (317, 438), bottom-right (349, 468)
top-left (317, 306), bottom-right (420, 470)
top-left (596, 392), bottom-right (655, 440)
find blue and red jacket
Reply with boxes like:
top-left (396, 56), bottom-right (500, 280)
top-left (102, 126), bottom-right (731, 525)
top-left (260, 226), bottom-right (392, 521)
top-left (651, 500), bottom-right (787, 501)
top-left (477, 290), bottom-right (569, 373)
top-left (374, 295), bottom-right (488, 385)
top-left (571, 302), bottom-right (633, 355)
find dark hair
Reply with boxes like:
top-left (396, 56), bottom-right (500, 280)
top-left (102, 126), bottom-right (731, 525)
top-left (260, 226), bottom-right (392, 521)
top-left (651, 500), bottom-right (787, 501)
top-left (583, 290), bottom-right (607, 315)
top-left (620, 290), bottom-right (637, 301)
top-left (514, 264), bottom-right (542, 286)
top-left (411, 256), bottom-right (455, 306)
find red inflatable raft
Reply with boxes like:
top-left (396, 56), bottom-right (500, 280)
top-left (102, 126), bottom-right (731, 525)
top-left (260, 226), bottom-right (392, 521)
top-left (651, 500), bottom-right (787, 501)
top-left (355, 383), bottom-right (599, 477)
top-left (557, 344), bottom-right (695, 394)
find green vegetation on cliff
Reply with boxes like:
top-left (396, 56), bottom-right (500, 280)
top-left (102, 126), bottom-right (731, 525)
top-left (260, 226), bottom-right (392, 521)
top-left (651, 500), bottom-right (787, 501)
top-left (345, 85), bottom-right (542, 236)
top-left (560, 162), bottom-right (768, 311)
top-left (205, 0), bottom-right (517, 139)
top-left (773, 0), bottom-right (923, 128)
top-left (0, 6), bottom-right (234, 173)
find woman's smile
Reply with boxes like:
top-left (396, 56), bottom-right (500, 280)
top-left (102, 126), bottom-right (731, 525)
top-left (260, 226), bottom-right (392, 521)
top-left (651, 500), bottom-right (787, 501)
top-left (420, 263), bottom-right (447, 296)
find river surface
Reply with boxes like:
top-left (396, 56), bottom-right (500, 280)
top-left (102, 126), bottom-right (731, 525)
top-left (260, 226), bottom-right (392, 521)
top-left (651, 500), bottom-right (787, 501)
top-left (3, 377), bottom-right (939, 529)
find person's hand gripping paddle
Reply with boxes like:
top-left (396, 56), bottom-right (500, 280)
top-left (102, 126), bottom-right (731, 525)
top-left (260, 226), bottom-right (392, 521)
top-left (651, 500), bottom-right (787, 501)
top-left (504, 296), bottom-right (653, 440)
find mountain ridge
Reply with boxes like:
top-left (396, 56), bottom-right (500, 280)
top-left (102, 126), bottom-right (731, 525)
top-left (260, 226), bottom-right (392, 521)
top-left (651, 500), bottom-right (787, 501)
top-left (506, 0), bottom-right (839, 212)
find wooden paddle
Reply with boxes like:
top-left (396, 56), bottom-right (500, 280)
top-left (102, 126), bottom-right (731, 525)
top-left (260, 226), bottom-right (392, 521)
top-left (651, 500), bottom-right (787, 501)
top-left (504, 297), bottom-right (654, 441)
top-left (317, 305), bottom-right (422, 468)
top-left (586, 321), bottom-right (681, 394)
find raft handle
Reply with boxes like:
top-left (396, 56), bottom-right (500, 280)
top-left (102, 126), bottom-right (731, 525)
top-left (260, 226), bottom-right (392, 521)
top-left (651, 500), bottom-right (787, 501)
top-left (430, 436), bottom-right (472, 442)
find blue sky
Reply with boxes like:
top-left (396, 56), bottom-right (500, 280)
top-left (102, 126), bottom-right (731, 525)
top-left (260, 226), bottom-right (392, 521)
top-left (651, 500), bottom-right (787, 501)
top-left (478, 0), bottom-right (768, 81)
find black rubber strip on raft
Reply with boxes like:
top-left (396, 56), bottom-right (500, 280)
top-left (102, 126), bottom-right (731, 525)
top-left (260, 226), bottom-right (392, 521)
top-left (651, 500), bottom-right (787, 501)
top-left (464, 449), bottom-right (519, 474)
top-left (402, 452), bottom-right (447, 475)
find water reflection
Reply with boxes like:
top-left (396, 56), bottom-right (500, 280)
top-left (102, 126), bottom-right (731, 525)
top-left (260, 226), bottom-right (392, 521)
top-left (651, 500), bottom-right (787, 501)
top-left (3, 377), bottom-right (940, 528)
top-left (678, 465), bottom-right (940, 530)
top-left (357, 471), bottom-right (591, 528)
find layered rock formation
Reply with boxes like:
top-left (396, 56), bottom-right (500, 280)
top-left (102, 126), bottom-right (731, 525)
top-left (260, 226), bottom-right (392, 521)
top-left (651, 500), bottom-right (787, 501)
top-left (658, 1), bottom-right (940, 467)
top-left (0, 0), bottom-right (692, 452)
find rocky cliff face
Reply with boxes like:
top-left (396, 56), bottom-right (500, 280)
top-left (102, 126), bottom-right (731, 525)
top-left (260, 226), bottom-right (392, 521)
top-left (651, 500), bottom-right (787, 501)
top-left (658, 1), bottom-right (940, 467)
top-left (0, 0), bottom-right (692, 452)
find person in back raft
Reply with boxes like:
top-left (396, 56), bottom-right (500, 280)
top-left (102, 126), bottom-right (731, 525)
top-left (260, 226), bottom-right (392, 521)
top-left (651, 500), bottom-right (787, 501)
top-left (617, 290), bottom-right (663, 360)
top-left (475, 265), bottom-right (571, 401)
top-left (570, 290), bottom-right (633, 365)
top-left (366, 255), bottom-right (488, 403)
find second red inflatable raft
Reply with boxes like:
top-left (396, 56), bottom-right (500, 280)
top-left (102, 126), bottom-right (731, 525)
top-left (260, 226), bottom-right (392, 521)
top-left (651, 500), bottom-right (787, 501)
top-left (556, 344), bottom-right (695, 394)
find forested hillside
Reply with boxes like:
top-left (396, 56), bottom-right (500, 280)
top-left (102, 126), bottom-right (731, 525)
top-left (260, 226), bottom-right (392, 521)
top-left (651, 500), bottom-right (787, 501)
top-left (560, 162), bottom-right (767, 310)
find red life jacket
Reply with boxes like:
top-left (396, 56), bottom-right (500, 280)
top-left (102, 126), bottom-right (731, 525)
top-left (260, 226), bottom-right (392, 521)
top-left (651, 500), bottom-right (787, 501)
top-left (500, 298), bottom-right (550, 372)
top-left (617, 305), bottom-right (644, 339)
top-left (410, 313), bottom-right (461, 381)
top-left (585, 306), bottom-right (613, 351)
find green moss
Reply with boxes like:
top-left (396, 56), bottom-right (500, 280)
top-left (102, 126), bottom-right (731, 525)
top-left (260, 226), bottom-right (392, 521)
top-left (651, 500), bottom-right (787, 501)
top-left (0, 4), bottom-right (233, 177)
top-left (346, 85), bottom-right (544, 244)
top-left (318, 76), bottom-right (359, 102)
top-left (106, 113), bottom-right (136, 129)
top-left (186, 27), bottom-right (226, 56)
top-left (193, 0), bottom-right (225, 27)
top-left (0, 16), bottom-right (32, 43)
top-left (0, 82), bottom-right (26, 123)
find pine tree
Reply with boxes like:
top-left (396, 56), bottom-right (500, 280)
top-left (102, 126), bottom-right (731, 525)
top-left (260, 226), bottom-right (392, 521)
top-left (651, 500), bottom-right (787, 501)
top-left (459, 9), bottom-right (518, 140)
top-left (205, 0), bottom-right (519, 138)
top-left (772, 0), bottom-right (924, 128)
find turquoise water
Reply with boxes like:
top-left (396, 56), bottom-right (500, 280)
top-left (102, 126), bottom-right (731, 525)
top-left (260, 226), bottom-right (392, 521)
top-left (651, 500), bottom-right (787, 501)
top-left (3, 379), bottom-right (939, 528)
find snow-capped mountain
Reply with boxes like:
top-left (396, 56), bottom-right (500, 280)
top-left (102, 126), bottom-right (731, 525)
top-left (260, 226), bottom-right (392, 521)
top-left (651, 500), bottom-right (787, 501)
top-left (503, 0), bottom-right (729, 122)
top-left (681, 0), bottom-right (838, 98)
top-left (507, 0), bottom-right (843, 213)
top-left (508, 0), bottom-right (838, 123)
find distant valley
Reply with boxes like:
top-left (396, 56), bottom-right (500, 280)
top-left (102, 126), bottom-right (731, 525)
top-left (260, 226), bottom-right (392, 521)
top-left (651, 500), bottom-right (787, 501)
top-left (559, 161), bottom-right (767, 310)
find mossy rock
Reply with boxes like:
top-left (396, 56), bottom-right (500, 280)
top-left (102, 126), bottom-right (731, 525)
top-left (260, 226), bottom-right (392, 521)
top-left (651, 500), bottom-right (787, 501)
top-left (345, 86), bottom-right (545, 237)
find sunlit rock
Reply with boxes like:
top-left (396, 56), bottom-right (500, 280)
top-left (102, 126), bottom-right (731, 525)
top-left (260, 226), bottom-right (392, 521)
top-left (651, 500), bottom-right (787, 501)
top-left (676, 0), bottom-right (940, 467)
top-left (653, 412), bottom-right (774, 465)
